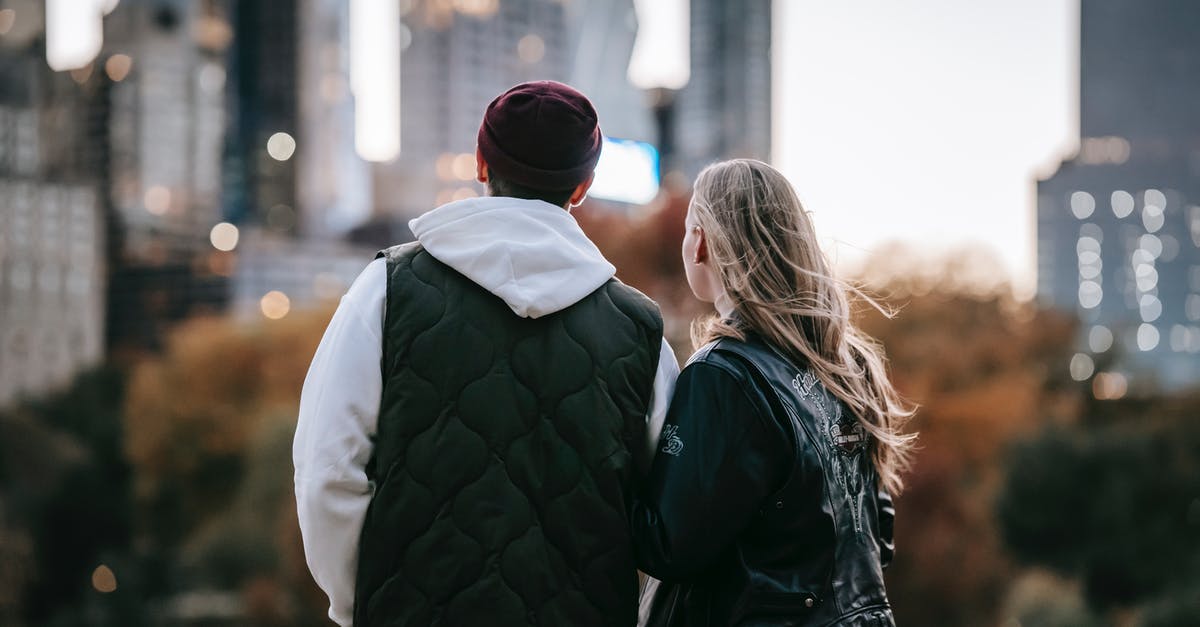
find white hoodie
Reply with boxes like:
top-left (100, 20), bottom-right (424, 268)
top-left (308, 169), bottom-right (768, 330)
top-left (293, 197), bottom-right (679, 627)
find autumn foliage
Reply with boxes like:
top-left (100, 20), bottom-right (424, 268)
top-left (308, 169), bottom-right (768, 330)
top-left (122, 309), bottom-right (336, 625)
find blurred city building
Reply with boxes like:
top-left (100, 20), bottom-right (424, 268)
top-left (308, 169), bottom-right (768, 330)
top-left (230, 230), bottom-right (372, 322)
top-left (0, 4), bottom-right (105, 406)
top-left (672, 0), bottom-right (772, 180)
top-left (565, 0), bottom-right (655, 144)
top-left (370, 0), bottom-right (574, 221)
top-left (1037, 0), bottom-right (1200, 392)
top-left (297, 0), bottom-right (372, 239)
top-left (223, 0), bottom-right (374, 321)
top-left (101, 0), bottom-right (232, 351)
top-left (225, 0), bottom-right (298, 231)
top-left (0, 0), bottom-right (778, 396)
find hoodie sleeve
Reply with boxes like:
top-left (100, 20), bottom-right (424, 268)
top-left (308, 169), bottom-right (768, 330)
top-left (293, 258), bottom-right (386, 627)
top-left (644, 339), bottom-right (681, 465)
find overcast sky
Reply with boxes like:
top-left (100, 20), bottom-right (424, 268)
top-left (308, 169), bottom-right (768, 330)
top-left (773, 0), bottom-right (1077, 297)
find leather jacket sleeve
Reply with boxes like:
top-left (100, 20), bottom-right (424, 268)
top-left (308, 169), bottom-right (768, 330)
top-left (630, 360), bottom-right (790, 580)
top-left (877, 487), bottom-right (895, 570)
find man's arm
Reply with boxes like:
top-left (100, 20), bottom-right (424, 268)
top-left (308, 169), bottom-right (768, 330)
top-left (293, 259), bottom-right (386, 627)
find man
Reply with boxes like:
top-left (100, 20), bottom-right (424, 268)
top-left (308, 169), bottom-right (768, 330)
top-left (293, 81), bottom-right (678, 626)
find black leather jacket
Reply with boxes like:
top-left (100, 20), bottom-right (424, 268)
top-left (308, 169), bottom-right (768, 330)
top-left (632, 336), bottom-right (895, 627)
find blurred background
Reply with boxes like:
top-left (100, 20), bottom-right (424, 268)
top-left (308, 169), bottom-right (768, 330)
top-left (1, 0), bottom-right (1199, 625)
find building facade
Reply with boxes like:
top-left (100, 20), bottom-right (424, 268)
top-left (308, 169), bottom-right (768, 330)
top-left (296, 0), bottom-right (373, 239)
top-left (1037, 0), bottom-right (1200, 392)
top-left (0, 5), bottom-right (105, 406)
top-left (101, 0), bottom-right (233, 350)
top-left (369, 0), bottom-right (572, 220)
top-left (673, 0), bottom-right (772, 180)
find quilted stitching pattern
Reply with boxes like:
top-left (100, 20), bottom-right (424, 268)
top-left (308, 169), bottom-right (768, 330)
top-left (355, 243), bottom-right (663, 626)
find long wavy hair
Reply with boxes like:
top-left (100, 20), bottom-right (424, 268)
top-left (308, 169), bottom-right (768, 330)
top-left (689, 159), bottom-right (916, 494)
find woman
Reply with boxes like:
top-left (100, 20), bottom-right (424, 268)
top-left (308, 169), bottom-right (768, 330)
top-left (632, 159), bottom-right (916, 626)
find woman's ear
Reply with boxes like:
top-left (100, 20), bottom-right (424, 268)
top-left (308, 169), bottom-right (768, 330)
top-left (694, 227), bottom-right (708, 264)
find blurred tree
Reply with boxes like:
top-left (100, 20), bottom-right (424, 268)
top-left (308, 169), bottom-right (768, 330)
top-left (853, 249), bottom-right (1079, 626)
top-left (0, 366), bottom-right (140, 625)
top-left (998, 393), bottom-right (1200, 623)
top-left (178, 416), bottom-right (329, 626)
top-left (122, 309), bottom-right (335, 624)
top-left (124, 311), bottom-right (328, 549)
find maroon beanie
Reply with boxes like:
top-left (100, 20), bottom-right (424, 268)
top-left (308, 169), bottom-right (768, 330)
top-left (477, 81), bottom-right (603, 192)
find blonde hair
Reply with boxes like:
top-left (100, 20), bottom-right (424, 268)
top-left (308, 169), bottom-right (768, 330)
top-left (689, 159), bottom-right (916, 494)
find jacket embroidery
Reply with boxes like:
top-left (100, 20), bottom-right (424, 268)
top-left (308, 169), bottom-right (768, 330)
top-left (660, 424), bottom-right (684, 456)
top-left (793, 369), bottom-right (869, 534)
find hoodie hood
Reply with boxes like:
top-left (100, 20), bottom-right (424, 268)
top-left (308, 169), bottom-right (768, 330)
top-left (408, 196), bottom-right (616, 319)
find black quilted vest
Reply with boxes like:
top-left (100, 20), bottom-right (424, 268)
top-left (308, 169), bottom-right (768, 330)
top-left (353, 243), bottom-right (664, 626)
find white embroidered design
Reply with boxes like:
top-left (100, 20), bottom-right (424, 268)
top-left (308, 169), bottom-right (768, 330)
top-left (792, 368), bottom-right (870, 534)
top-left (660, 424), bottom-right (684, 456)
top-left (792, 371), bottom-right (820, 396)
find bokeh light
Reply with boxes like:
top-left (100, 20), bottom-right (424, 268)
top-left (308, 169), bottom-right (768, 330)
top-left (1139, 294), bottom-right (1162, 323)
top-left (260, 291), bottom-right (291, 320)
top-left (1088, 325), bottom-right (1113, 352)
top-left (1069, 191), bottom-right (1095, 219)
top-left (266, 132), bottom-right (297, 161)
top-left (1144, 188), bottom-right (1167, 208)
top-left (517, 34), bottom-right (545, 63)
top-left (1075, 234), bottom-right (1099, 253)
top-left (104, 53), bottom-right (132, 81)
top-left (91, 564), bottom-right (117, 593)
top-left (1110, 190), bottom-right (1134, 218)
top-left (1139, 234), bottom-right (1162, 258)
top-left (1069, 353), bottom-right (1094, 381)
top-left (1134, 264), bottom-right (1158, 292)
top-left (144, 185), bottom-right (170, 215)
top-left (209, 222), bottom-right (239, 252)
top-left (1141, 204), bottom-right (1164, 233)
top-left (1137, 323), bottom-right (1160, 351)
top-left (1078, 280), bottom-right (1102, 309)
top-left (451, 153), bottom-right (475, 181)
top-left (435, 153), bottom-right (456, 181)
top-left (1092, 372), bottom-right (1128, 400)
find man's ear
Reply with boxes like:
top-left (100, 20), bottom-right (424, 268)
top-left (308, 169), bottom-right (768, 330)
top-left (475, 147), bottom-right (489, 183)
top-left (568, 172), bottom-right (596, 208)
